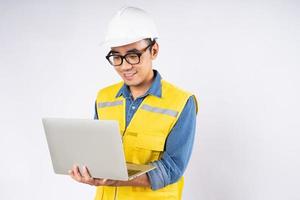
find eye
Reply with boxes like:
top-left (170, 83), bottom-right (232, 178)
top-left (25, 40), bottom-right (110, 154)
top-left (127, 54), bottom-right (139, 59)
top-left (112, 55), bottom-right (121, 60)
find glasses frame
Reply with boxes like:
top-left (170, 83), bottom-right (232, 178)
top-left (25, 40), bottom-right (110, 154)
top-left (105, 41), bottom-right (155, 67)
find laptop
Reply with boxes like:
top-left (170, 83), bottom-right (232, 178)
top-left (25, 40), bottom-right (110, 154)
top-left (42, 118), bottom-right (155, 181)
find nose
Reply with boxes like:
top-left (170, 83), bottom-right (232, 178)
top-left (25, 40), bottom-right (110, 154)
top-left (120, 58), bottom-right (133, 70)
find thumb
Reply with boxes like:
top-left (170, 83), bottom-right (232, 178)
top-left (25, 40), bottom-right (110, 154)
top-left (102, 179), bottom-right (108, 184)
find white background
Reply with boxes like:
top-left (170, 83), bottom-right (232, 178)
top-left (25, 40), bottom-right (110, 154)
top-left (1, 0), bottom-right (299, 199)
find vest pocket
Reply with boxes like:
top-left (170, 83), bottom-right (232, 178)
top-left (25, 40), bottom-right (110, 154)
top-left (134, 133), bottom-right (166, 164)
top-left (136, 133), bottom-right (166, 151)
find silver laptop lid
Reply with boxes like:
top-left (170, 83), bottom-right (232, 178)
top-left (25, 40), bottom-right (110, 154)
top-left (42, 118), bottom-right (129, 180)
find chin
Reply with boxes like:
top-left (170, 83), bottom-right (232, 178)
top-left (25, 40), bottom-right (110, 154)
top-left (124, 79), bottom-right (141, 87)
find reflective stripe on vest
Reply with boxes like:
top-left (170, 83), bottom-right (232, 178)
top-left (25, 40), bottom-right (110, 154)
top-left (141, 104), bottom-right (179, 117)
top-left (98, 100), bottom-right (123, 108)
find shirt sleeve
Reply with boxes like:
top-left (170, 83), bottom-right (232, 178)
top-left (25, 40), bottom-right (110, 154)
top-left (147, 96), bottom-right (197, 190)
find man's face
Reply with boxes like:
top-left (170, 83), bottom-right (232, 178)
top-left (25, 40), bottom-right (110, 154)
top-left (109, 39), bottom-right (158, 87)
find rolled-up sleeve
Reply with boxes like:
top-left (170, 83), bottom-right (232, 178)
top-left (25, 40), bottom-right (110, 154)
top-left (147, 96), bottom-right (197, 190)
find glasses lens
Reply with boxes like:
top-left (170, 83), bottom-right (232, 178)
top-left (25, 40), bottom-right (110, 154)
top-left (125, 53), bottom-right (140, 65)
top-left (108, 55), bottom-right (122, 66)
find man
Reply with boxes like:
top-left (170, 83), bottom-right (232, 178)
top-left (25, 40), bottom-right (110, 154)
top-left (69, 6), bottom-right (198, 200)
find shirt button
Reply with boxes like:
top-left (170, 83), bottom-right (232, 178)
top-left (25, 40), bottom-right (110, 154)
top-left (132, 106), bottom-right (136, 110)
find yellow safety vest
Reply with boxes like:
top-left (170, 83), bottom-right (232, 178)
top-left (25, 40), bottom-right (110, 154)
top-left (94, 80), bottom-right (198, 200)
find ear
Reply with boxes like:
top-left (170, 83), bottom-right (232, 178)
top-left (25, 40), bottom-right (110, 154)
top-left (151, 42), bottom-right (159, 60)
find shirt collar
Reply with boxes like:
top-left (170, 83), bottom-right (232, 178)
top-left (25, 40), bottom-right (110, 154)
top-left (116, 70), bottom-right (162, 99)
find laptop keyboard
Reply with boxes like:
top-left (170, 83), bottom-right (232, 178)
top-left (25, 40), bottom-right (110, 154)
top-left (127, 169), bottom-right (142, 177)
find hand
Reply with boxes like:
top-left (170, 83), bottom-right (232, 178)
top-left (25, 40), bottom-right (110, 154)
top-left (68, 165), bottom-right (119, 186)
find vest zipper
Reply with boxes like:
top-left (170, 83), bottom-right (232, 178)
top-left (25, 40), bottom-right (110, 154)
top-left (114, 186), bottom-right (118, 200)
top-left (122, 128), bottom-right (127, 140)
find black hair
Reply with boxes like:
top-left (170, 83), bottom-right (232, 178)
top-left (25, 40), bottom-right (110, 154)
top-left (144, 38), bottom-right (157, 53)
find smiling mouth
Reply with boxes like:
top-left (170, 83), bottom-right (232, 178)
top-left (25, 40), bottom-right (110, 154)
top-left (123, 71), bottom-right (137, 78)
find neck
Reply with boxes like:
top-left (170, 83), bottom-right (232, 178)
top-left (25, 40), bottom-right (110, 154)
top-left (129, 70), bottom-right (154, 100)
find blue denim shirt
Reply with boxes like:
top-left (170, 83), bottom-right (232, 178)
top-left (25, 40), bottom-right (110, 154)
top-left (94, 70), bottom-right (197, 190)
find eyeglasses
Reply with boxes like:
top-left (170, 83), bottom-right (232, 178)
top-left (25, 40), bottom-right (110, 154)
top-left (106, 42), bottom-right (154, 66)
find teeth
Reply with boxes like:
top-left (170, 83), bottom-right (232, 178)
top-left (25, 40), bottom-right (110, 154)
top-left (124, 72), bottom-right (136, 77)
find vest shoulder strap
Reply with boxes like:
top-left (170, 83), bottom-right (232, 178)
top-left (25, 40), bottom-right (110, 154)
top-left (97, 81), bottom-right (123, 101)
top-left (161, 80), bottom-right (198, 114)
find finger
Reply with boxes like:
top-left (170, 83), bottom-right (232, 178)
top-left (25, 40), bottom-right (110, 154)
top-left (105, 179), bottom-right (117, 186)
top-left (73, 165), bottom-right (83, 182)
top-left (93, 178), bottom-right (106, 186)
top-left (82, 166), bottom-right (92, 178)
top-left (82, 166), bottom-right (94, 185)
top-left (73, 165), bottom-right (82, 176)
top-left (69, 168), bottom-right (79, 182)
top-left (102, 179), bottom-right (116, 186)
top-left (68, 169), bottom-right (74, 178)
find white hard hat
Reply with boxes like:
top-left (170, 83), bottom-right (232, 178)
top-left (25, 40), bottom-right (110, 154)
top-left (102, 6), bottom-right (159, 48)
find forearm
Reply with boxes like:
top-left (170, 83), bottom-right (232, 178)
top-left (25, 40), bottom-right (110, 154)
top-left (115, 174), bottom-right (151, 187)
